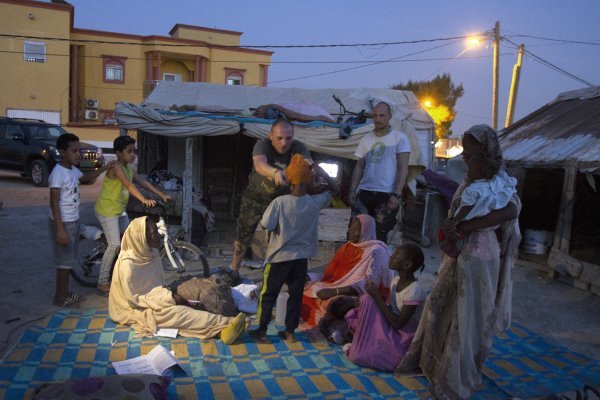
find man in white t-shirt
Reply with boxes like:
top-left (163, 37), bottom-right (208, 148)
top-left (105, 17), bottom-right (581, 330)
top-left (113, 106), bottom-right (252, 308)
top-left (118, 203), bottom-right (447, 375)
top-left (348, 102), bottom-right (410, 242)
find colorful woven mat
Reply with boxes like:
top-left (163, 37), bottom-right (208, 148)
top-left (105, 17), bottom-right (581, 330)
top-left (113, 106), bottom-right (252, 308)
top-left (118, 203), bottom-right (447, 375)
top-left (0, 308), bottom-right (598, 399)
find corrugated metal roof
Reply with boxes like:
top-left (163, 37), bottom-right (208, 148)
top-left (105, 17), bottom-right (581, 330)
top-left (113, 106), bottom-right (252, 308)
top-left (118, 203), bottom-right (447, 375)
top-left (499, 86), bottom-right (600, 165)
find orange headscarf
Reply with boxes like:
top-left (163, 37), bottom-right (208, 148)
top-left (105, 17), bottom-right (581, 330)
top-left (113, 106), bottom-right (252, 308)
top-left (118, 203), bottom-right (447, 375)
top-left (285, 154), bottom-right (312, 184)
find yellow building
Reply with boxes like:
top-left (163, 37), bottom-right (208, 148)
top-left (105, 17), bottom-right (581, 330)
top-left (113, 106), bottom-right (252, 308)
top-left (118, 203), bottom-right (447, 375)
top-left (0, 0), bottom-right (272, 149)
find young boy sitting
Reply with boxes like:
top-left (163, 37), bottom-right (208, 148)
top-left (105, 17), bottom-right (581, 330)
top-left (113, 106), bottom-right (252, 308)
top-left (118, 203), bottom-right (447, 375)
top-left (49, 133), bottom-right (114, 307)
top-left (251, 154), bottom-right (339, 343)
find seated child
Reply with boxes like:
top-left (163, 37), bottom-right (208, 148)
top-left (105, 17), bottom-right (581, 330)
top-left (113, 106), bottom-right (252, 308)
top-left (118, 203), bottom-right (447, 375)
top-left (344, 243), bottom-right (429, 371)
top-left (439, 154), bottom-right (517, 257)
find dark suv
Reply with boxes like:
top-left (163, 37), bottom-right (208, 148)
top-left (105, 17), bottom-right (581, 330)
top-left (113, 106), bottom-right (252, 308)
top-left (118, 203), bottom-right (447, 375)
top-left (0, 117), bottom-right (105, 186)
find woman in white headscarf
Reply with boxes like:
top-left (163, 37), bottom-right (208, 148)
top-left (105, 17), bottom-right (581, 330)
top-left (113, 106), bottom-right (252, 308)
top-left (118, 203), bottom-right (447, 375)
top-left (108, 216), bottom-right (245, 344)
top-left (396, 125), bottom-right (522, 399)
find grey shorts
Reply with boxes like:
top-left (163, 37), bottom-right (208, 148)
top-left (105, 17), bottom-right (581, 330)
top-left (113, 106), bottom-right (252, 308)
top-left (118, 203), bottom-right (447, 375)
top-left (49, 219), bottom-right (80, 270)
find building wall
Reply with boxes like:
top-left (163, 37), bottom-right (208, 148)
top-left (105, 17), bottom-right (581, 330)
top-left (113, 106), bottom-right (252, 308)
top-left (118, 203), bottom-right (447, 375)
top-left (170, 25), bottom-right (241, 46)
top-left (0, 1), bottom-right (71, 122)
top-left (69, 31), bottom-right (148, 120)
top-left (0, 0), bottom-right (272, 151)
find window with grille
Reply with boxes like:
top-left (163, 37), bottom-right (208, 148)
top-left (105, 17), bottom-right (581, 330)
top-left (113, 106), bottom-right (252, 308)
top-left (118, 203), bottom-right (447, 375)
top-left (24, 41), bottom-right (46, 63)
top-left (106, 63), bottom-right (123, 81)
top-left (102, 56), bottom-right (126, 83)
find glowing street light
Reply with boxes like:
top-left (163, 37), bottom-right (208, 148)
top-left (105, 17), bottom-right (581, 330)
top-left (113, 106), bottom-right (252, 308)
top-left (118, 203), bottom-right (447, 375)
top-left (466, 36), bottom-right (483, 48)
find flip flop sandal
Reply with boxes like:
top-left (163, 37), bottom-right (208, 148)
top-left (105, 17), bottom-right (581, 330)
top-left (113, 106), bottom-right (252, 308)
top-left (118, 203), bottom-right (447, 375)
top-left (55, 292), bottom-right (85, 308)
top-left (96, 284), bottom-right (110, 297)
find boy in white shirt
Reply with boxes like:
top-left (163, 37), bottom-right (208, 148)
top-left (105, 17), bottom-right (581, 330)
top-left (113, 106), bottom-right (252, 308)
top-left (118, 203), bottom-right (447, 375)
top-left (49, 133), bottom-right (113, 307)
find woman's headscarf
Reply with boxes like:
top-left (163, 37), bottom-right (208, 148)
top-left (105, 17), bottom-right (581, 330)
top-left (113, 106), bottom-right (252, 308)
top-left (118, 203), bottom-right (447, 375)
top-left (119, 216), bottom-right (159, 265)
top-left (356, 214), bottom-right (376, 243)
top-left (464, 124), bottom-right (504, 171)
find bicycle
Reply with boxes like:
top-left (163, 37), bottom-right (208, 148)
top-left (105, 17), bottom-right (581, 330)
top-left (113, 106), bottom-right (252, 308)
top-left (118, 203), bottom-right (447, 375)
top-left (71, 202), bottom-right (210, 288)
top-left (332, 94), bottom-right (369, 124)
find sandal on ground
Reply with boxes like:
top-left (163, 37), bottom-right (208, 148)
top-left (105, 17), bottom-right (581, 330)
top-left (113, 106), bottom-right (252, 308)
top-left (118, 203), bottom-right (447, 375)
top-left (249, 328), bottom-right (269, 343)
top-left (278, 330), bottom-right (297, 343)
top-left (221, 313), bottom-right (246, 345)
top-left (54, 292), bottom-right (85, 308)
top-left (96, 283), bottom-right (110, 297)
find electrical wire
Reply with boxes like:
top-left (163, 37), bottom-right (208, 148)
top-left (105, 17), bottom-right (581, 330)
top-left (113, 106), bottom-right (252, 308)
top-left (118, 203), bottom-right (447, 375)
top-left (506, 34), bottom-right (600, 46)
top-left (267, 40), bottom-right (461, 85)
top-left (0, 48), bottom-right (509, 64)
top-left (503, 37), bottom-right (594, 87)
top-left (0, 32), bottom-right (474, 49)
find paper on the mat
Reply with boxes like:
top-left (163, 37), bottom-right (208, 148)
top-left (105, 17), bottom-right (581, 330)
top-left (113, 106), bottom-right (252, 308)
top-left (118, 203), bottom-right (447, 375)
top-left (112, 345), bottom-right (179, 375)
top-left (155, 328), bottom-right (178, 338)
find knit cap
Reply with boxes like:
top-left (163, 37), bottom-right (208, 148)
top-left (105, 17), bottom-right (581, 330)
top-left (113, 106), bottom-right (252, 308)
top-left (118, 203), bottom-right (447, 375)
top-left (285, 154), bottom-right (312, 184)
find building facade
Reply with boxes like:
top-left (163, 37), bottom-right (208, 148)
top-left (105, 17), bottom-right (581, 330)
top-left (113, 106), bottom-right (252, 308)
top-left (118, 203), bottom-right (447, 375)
top-left (0, 0), bottom-right (272, 148)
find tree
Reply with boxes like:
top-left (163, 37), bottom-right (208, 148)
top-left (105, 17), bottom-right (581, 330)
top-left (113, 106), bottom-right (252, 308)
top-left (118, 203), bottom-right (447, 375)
top-left (391, 74), bottom-right (464, 139)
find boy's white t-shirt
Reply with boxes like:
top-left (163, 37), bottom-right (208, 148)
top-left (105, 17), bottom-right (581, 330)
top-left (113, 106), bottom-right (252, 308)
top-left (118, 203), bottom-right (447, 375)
top-left (48, 164), bottom-right (83, 222)
top-left (354, 130), bottom-right (410, 193)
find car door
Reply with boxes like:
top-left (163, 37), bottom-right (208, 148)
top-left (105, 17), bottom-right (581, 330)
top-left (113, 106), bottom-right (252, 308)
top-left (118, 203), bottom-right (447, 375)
top-left (0, 124), bottom-right (29, 169)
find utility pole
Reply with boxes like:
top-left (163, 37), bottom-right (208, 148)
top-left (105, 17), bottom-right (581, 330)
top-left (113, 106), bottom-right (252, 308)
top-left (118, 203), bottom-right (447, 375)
top-left (492, 21), bottom-right (500, 130)
top-left (505, 44), bottom-right (524, 128)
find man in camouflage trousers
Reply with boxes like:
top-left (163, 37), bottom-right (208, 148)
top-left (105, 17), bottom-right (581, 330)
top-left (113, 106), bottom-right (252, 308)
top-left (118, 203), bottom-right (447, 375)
top-left (230, 118), bottom-right (312, 276)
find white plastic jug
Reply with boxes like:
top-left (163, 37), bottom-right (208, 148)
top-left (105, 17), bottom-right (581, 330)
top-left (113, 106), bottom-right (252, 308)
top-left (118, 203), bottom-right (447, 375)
top-left (275, 292), bottom-right (289, 327)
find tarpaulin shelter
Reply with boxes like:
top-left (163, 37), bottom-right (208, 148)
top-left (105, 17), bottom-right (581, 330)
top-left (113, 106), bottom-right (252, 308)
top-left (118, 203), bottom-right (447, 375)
top-left (115, 82), bottom-right (435, 242)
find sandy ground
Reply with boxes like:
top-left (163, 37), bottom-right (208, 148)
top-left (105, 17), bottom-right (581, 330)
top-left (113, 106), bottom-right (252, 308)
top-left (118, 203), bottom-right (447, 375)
top-left (1, 170), bottom-right (599, 361)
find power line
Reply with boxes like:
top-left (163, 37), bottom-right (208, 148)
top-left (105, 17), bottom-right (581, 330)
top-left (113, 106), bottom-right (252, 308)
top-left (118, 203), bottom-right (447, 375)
top-left (267, 40), bottom-right (461, 85)
top-left (0, 48), bottom-right (511, 64)
top-left (503, 37), bottom-right (594, 87)
top-left (0, 32), bottom-right (475, 49)
top-left (506, 34), bottom-right (600, 46)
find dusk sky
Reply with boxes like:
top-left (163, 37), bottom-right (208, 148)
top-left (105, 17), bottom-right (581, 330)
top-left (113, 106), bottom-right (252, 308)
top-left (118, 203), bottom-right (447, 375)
top-left (67, 0), bottom-right (599, 137)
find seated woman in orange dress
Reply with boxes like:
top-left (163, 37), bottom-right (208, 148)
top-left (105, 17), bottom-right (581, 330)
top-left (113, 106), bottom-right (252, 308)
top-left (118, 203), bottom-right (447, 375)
top-left (300, 214), bottom-right (393, 329)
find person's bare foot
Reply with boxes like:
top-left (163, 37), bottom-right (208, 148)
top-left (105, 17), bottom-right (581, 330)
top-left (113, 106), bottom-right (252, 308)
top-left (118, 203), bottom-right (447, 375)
top-left (250, 329), bottom-right (268, 343)
top-left (96, 283), bottom-right (110, 296)
top-left (278, 330), bottom-right (297, 343)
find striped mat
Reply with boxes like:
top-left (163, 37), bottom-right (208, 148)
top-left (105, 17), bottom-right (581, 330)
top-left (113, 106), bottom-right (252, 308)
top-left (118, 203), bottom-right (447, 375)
top-left (0, 308), bottom-right (598, 399)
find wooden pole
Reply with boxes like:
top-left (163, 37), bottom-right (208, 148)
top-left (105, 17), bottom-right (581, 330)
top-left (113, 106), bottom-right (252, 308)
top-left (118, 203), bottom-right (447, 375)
top-left (492, 21), bottom-right (500, 130)
top-left (182, 137), bottom-right (194, 243)
top-left (229, 133), bottom-right (242, 218)
top-left (505, 44), bottom-right (524, 128)
top-left (552, 160), bottom-right (577, 254)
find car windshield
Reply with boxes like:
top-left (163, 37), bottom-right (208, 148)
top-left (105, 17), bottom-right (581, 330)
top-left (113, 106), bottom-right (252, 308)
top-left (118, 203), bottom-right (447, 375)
top-left (28, 125), bottom-right (67, 140)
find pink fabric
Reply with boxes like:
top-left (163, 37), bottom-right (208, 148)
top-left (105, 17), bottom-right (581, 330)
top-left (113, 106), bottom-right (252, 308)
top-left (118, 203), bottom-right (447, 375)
top-left (356, 214), bottom-right (377, 243)
top-left (304, 240), bottom-right (392, 297)
top-left (345, 294), bottom-right (419, 372)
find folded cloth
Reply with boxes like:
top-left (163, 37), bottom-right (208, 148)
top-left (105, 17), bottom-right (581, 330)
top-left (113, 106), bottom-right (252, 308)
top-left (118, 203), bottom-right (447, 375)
top-left (231, 284), bottom-right (260, 314)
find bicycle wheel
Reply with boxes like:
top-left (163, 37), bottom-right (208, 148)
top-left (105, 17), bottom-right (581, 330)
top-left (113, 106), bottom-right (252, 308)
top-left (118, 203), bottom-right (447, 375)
top-left (160, 240), bottom-right (210, 283)
top-left (71, 243), bottom-right (106, 288)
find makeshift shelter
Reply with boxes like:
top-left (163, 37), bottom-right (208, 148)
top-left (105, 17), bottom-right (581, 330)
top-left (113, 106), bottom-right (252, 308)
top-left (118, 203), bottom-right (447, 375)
top-left (115, 82), bottom-right (435, 243)
top-left (499, 86), bottom-right (600, 295)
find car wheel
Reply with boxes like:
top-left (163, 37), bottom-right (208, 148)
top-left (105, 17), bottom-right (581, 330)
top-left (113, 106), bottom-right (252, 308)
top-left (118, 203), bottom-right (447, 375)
top-left (30, 160), bottom-right (49, 187)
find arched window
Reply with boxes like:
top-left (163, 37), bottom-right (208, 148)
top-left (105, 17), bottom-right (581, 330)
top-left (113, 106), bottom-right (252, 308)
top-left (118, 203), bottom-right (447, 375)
top-left (225, 68), bottom-right (245, 85)
top-left (103, 56), bottom-right (126, 83)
